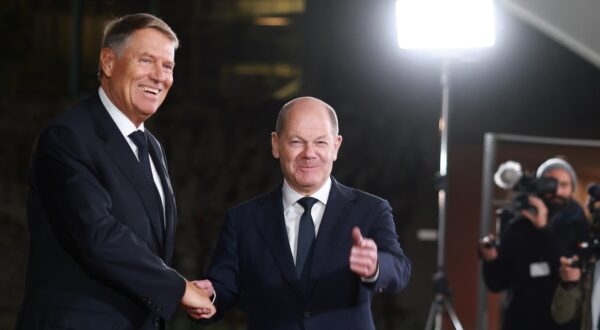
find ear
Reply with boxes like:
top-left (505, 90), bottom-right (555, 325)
top-left (332, 135), bottom-right (343, 161)
top-left (100, 48), bottom-right (116, 78)
top-left (271, 132), bottom-right (280, 159)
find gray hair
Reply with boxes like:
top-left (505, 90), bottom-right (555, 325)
top-left (275, 97), bottom-right (339, 135)
top-left (98, 13), bottom-right (179, 78)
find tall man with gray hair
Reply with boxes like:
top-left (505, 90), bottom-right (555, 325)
top-left (17, 13), bottom-right (214, 330)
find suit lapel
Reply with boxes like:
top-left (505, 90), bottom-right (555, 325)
top-left (306, 178), bottom-right (355, 296)
top-left (254, 188), bottom-right (304, 300)
top-left (147, 131), bottom-right (177, 265)
top-left (87, 95), bottom-right (165, 250)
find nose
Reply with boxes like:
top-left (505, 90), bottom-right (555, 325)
top-left (303, 143), bottom-right (316, 158)
top-left (150, 63), bottom-right (167, 82)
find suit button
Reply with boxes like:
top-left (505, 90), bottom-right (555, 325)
top-left (153, 317), bottom-right (160, 328)
top-left (304, 312), bottom-right (311, 319)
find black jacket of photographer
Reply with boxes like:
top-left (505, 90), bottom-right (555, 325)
top-left (482, 199), bottom-right (590, 330)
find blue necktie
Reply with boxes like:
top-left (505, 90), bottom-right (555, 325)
top-left (296, 197), bottom-right (318, 286)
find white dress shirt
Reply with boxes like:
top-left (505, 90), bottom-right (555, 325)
top-left (281, 178), bottom-right (379, 282)
top-left (282, 178), bottom-right (331, 264)
top-left (98, 87), bottom-right (166, 224)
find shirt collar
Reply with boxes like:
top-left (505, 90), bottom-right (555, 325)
top-left (282, 177), bottom-right (332, 210)
top-left (98, 86), bottom-right (144, 138)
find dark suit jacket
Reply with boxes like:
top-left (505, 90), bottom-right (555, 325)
top-left (206, 178), bottom-right (411, 330)
top-left (17, 93), bottom-right (185, 330)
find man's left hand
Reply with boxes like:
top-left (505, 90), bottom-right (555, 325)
top-left (349, 227), bottom-right (378, 278)
top-left (521, 195), bottom-right (549, 229)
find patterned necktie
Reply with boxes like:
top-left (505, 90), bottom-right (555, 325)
top-left (296, 197), bottom-right (318, 285)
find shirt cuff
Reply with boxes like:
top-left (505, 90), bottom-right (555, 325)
top-left (361, 264), bottom-right (380, 283)
top-left (211, 290), bottom-right (216, 304)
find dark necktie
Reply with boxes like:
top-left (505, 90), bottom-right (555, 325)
top-left (129, 130), bottom-right (164, 218)
top-left (129, 130), bottom-right (154, 183)
top-left (296, 197), bottom-right (318, 285)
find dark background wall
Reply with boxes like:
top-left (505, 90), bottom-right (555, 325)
top-left (2, 0), bottom-right (600, 329)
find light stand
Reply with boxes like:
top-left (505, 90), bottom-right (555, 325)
top-left (395, 1), bottom-right (495, 328)
top-left (424, 59), bottom-right (463, 330)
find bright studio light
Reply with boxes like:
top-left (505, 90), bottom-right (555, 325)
top-left (396, 0), bottom-right (496, 50)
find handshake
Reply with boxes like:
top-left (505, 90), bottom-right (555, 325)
top-left (179, 227), bottom-right (380, 320)
top-left (181, 279), bottom-right (217, 320)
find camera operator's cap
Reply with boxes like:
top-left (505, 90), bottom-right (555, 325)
top-left (536, 157), bottom-right (577, 191)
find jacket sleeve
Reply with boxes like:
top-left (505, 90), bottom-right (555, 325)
top-left (32, 125), bottom-right (186, 319)
top-left (205, 209), bottom-right (242, 320)
top-left (367, 200), bottom-right (411, 294)
top-left (481, 224), bottom-right (517, 292)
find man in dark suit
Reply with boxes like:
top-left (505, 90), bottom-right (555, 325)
top-left (17, 13), bottom-right (214, 329)
top-left (192, 97), bottom-right (411, 329)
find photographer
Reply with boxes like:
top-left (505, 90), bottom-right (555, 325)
top-left (551, 190), bottom-right (600, 330)
top-left (551, 255), bottom-right (598, 330)
top-left (479, 158), bottom-right (590, 330)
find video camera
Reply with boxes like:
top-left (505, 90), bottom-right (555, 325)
top-left (494, 161), bottom-right (558, 212)
top-left (480, 161), bottom-right (559, 247)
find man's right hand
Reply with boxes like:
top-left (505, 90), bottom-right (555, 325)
top-left (192, 279), bottom-right (214, 298)
top-left (559, 256), bottom-right (581, 283)
top-left (478, 234), bottom-right (498, 261)
top-left (181, 281), bottom-right (216, 319)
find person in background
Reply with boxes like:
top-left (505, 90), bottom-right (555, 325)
top-left (479, 158), bottom-right (589, 330)
top-left (551, 192), bottom-right (600, 330)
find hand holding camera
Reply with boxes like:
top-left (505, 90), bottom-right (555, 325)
top-left (559, 256), bottom-right (581, 284)
top-left (520, 195), bottom-right (549, 229)
top-left (478, 234), bottom-right (498, 261)
top-left (494, 161), bottom-right (557, 230)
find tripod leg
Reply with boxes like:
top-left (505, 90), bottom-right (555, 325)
top-left (425, 298), bottom-right (440, 330)
top-left (443, 298), bottom-right (464, 330)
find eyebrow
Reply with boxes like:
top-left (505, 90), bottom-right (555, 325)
top-left (288, 135), bottom-right (330, 141)
top-left (139, 52), bottom-right (175, 66)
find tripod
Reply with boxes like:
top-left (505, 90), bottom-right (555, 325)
top-left (424, 60), bottom-right (463, 330)
top-left (425, 269), bottom-right (463, 330)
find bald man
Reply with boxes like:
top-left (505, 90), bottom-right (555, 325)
top-left (195, 97), bottom-right (411, 330)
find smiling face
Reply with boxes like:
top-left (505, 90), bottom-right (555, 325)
top-left (271, 98), bottom-right (342, 195)
top-left (100, 28), bottom-right (175, 127)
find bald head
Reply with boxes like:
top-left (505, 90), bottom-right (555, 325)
top-left (275, 97), bottom-right (339, 136)
top-left (271, 96), bottom-right (343, 195)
